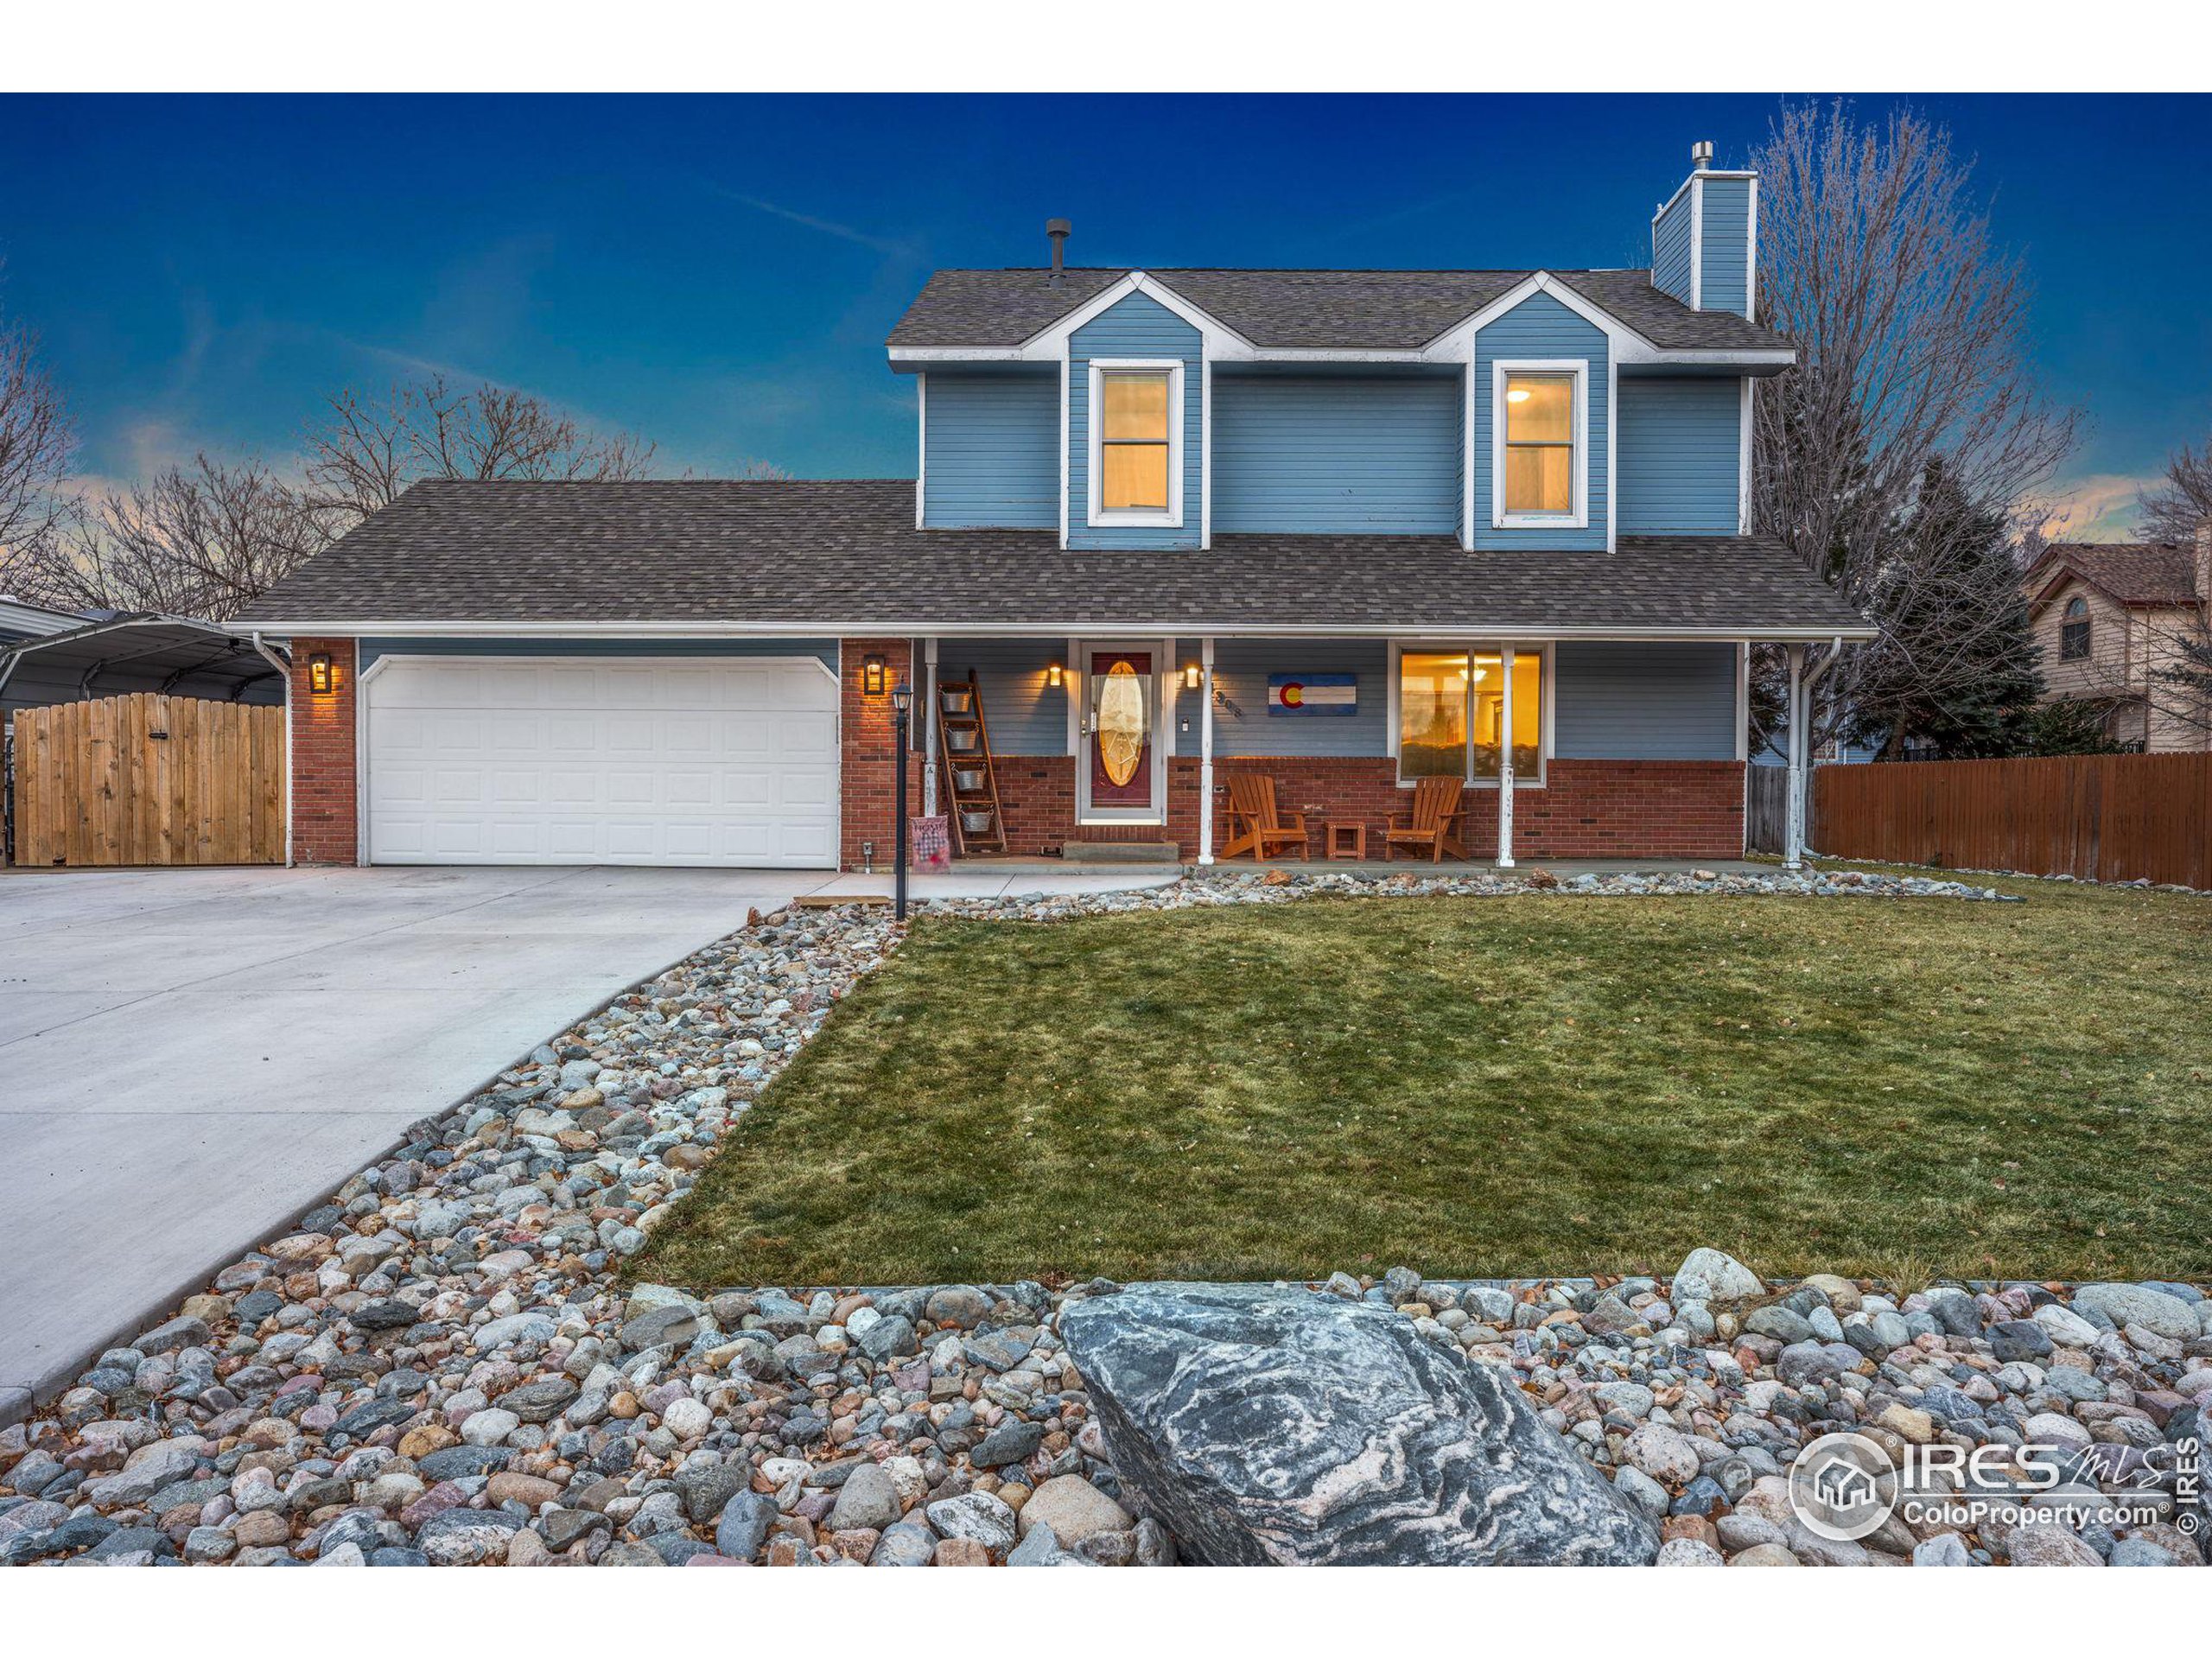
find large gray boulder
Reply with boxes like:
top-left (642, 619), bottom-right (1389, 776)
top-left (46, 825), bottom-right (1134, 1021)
top-left (1059, 1283), bottom-right (1657, 1565)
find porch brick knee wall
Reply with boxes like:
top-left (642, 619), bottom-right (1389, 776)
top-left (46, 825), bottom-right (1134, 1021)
top-left (289, 636), bottom-right (359, 867)
top-left (979, 753), bottom-right (1745, 861)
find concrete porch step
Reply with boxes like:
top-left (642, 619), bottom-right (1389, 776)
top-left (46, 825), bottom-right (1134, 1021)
top-left (1059, 841), bottom-right (1183, 864)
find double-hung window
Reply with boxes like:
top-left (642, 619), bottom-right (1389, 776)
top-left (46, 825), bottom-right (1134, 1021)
top-left (2060, 595), bottom-right (2091, 661)
top-left (1088, 361), bottom-right (1182, 526)
top-left (1394, 645), bottom-right (1546, 785)
top-left (1493, 362), bottom-right (1586, 527)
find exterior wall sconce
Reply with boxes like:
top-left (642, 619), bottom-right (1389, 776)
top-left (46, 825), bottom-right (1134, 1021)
top-left (1046, 661), bottom-right (1064, 690)
top-left (308, 652), bottom-right (334, 695)
top-left (861, 652), bottom-right (887, 696)
top-left (1183, 663), bottom-right (1201, 690)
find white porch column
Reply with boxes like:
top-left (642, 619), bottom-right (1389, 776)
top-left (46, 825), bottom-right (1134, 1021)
top-left (921, 636), bottom-right (940, 817)
top-left (1783, 643), bottom-right (1807, 869)
top-left (1197, 636), bottom-right (1216, 864)
top-left (1496, 645), bottom-right (1516, 869)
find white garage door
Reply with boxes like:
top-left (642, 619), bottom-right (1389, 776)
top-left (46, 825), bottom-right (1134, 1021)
top-left (364, 655), bottom-right (839, 868)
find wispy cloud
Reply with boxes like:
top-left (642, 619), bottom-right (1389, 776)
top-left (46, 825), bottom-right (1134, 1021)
top-left (2025, 473), bottom-right (2158, 543)
top-left (712, 188), bottom-right (920, 258)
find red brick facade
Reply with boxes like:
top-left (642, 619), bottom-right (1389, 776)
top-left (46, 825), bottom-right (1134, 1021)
top-left (982, 752), bottom-right (1745, 861)
top-left (278, 633), bottom-right (1743, 871)
top-left (289, 636), bottom-right (359, 867)
top-left (838, 638), bottom-right (927, 872)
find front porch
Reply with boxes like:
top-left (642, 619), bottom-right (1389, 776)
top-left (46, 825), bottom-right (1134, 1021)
top-left (874, 632), bottom-right (1830, 873)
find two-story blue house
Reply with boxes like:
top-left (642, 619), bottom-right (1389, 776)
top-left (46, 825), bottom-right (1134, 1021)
top-left (241, 143), bottom-right (1869, 873)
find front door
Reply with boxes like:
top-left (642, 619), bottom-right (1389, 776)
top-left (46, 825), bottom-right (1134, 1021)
top-left (1078, 646), bottom-right (1162, 824)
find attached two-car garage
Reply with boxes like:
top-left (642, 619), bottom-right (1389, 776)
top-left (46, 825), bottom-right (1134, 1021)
top-left (362, 654), bottom-right (840, 868)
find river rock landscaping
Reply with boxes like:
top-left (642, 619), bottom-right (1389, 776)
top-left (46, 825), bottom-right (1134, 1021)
top-left (0, 874), bottom-right (2204, 1565)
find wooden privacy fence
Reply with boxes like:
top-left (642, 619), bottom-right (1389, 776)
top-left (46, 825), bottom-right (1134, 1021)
top-left (9, 693), bottom-right (285, 867)
top-left (1813, 753), bottom-right (2212, 889)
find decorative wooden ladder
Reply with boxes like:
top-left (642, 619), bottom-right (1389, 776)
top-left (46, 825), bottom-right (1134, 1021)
top-left (936, 670), bottom-right (1008, 855)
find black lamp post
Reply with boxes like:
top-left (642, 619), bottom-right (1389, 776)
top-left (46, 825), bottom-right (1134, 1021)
top-left (889, 678), bottom-right (912, 920)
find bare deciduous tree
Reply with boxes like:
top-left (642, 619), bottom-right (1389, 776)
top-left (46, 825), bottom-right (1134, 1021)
top-left (39, 455), bottom-right (332, 620)
top-left (2137, 441), bottom-right (2212, 547)
top-left (0, 302), bottom-right (75, 595)
top-left (303, 375), bottom-right (658, 525)
top-left (1751, 102), bottom-right (2078, 751)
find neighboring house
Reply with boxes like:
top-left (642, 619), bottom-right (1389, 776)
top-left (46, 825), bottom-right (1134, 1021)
top-left (0, 613), bottom-right (286, 723)
top-left (2023, 531), bottom-right (2212, 752)
top-left (237, 142), bottom-right (1871, 873)
top-left (0, 595), bottom-right (85, 650)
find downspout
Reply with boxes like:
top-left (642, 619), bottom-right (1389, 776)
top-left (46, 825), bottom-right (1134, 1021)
top-left (250, 631), bottom-right (294, 867)
top-left (922, 637), bottom-right (939, 818)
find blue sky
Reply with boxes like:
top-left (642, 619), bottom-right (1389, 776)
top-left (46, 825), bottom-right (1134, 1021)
top-left (3, 92), bottom-right (2207, 537)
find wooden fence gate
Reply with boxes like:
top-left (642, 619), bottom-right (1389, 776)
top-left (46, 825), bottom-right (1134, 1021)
top-left (7, 693), bottom-right (285, 867)
top-left (1813, 753), bottom-right (2212, 889)
top-left (1745, 766), bottom-right (1790, 855)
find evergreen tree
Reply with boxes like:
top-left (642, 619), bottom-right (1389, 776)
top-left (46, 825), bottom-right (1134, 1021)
top-left (1844, 461), bottom-right (2044, 759)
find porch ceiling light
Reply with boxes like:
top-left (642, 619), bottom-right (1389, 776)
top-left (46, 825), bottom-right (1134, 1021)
top-left (308, 652), bottom-right (334, 695)
top-left (861, 652), bottom-right (887, 696)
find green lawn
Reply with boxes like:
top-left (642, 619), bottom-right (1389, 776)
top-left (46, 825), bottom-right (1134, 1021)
top-left (633, 873), bottom-right (2212, 1288)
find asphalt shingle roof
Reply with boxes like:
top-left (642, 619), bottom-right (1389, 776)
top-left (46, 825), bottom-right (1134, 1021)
top-left (238, 479), bottom-right (1869, 638)
top-left (887, 268), bottom-right (1791, 354)
top-left (2028, 542), bottom-right (2205, 607)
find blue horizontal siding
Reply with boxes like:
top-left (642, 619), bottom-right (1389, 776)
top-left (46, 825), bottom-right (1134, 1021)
top-left (933, 638), bottom-right (1068, 756)
top-left (1699, 177), bottom-right (1751, 317)
top-left (1617, 377), bottom-right (1741, 534)
top-left (1173, 639), bottom-right (1387, 758)
top-left (1068, 292), bottom-right (1203, 550)
top-left (1472, 290), bottom-right (1609, 552)
top-left (1212, 375), bottom-right (1459, 534)
top-left (923, 372), bottom-right (1058, 529)
top-left (360, 637), bottom-right (838, 671)
top-left (1652, 192), bottom-right (1694, 307)
top-left (1554, 642), bottom-right (1737, 760)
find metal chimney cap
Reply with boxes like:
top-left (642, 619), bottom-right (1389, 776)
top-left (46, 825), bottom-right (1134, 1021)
top-left (1691, 140), bottom-right (1714, 170)
top-left (1046, 217), bottom-right (1071, 237)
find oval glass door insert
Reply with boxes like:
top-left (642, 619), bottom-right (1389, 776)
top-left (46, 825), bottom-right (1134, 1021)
top-left (1096, 658), bottom-right (1147, 788)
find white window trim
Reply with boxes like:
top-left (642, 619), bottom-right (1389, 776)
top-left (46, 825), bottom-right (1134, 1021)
top-left (1384, 639), bottom-right (1554, 790)
top-left (1086, 359), bottom-right (1185, 529)
top-left (1491, 360), bottom-right (1588, 531)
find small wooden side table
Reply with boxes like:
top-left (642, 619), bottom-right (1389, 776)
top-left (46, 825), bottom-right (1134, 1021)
top-left (1323, 819), bottom-right (1366, 861)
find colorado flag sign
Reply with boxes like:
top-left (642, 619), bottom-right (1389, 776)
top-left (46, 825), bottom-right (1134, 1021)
top-left (1267, 672), bottom-right (1357, 716)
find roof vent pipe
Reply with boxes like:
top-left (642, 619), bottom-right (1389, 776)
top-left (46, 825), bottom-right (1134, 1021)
top-left (1691, 140), bottom-right (1713, 171)
top-left (1046, 218), bottom-right (1071, 283)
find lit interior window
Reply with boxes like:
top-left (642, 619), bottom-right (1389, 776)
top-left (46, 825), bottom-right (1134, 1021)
top-left (1503, 373), bottom-right (1574, 517)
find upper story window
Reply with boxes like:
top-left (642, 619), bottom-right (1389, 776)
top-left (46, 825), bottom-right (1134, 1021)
top-left (1492, 361), bottom-right (1586, 529)
top-left (2060, 595), bottom-right (2091, 660)
top-left (1088, 361), bottom-right (1183, 527)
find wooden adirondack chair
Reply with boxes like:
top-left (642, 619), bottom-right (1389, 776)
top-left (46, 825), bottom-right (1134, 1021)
top-left (1219, 773), bottom-right (1309, 861)
top-left (1383, 775), bottom-right (1470, 862)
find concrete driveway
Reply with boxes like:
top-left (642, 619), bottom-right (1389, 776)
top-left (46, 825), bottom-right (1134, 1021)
top-left (0, 864), bottom-right (831, 1421)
